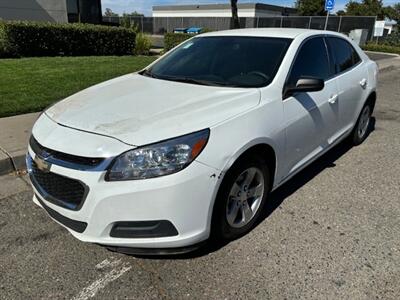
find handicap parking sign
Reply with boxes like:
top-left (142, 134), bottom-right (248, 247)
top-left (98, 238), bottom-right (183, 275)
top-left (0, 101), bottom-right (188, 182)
top-left (325, 0), bottom-right (335, 11)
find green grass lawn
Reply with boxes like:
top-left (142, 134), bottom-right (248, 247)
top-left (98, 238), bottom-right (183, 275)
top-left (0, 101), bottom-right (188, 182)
top-left (0, 56), bottom-right (157, 118)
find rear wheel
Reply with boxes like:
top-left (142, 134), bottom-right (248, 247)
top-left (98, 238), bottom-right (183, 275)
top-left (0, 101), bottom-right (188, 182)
top-left (211, 155), bottom-right (270, 241)
top-left (350, 102), bottom-right (373, 145)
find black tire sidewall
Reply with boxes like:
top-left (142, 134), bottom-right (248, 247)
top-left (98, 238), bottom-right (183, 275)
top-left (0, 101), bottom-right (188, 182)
top-left (211, 155), bottom-right (270, 241)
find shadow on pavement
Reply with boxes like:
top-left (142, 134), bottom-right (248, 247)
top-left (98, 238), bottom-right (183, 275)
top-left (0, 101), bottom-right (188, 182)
top-left (129, 118), bottom-right (376, 260)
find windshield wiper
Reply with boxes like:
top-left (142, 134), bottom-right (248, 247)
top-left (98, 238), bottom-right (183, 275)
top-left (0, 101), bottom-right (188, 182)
top-left (139, 69), bottom-right (159, 79)
top-left (140, 72), bottom-right (240, 87)
top-left (160, 75), bottom-right (240, 87)
top-left (164, 76), bottom-right (216, 86)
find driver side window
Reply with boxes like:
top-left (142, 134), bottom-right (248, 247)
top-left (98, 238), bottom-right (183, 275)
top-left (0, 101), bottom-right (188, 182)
top-left (287, 37), bottom-right (331, 88)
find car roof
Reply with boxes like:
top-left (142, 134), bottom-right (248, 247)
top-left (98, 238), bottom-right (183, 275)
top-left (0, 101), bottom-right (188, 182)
top-left (199, 28), bottom-right (345, 40)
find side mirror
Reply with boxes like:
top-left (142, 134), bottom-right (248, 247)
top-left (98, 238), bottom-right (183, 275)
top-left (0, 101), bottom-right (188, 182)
top-left (284, 77), bottom-right (325, 99)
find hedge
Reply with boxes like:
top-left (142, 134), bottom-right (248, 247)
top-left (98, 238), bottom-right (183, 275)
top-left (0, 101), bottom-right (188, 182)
top-left (0, 23), bottom-right (7, 57)
top-left (0, 21), bottom-right (136, 58)
top-left (362, 43), bottom-right (400, 55)
top-left (378, 31), bottom-right (400, 47)
top-left (164, 33), bottom-right (192, 51)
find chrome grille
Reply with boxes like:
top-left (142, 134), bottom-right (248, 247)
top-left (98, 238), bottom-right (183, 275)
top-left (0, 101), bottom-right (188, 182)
top-left (29, 136), bottom-right (105, 170)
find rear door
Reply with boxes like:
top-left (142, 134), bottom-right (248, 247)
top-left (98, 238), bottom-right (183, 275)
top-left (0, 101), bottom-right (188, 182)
top-left (326, 37), bottom-right (368, 138)
top-left (283, 36), bottom-right (339, 175)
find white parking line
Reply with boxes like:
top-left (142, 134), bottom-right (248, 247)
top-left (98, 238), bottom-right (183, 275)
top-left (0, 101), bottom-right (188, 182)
top-left (72, 258), bottom-right (132, 300)
top-left (95, 258), bottom-right (122, 270)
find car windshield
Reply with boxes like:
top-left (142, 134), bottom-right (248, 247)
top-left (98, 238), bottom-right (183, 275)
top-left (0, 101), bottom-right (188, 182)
top-left (141, 36), bottom-right (292, 88)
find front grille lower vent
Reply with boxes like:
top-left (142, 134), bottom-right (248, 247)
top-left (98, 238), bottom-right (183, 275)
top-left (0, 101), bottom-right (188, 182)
top-left (29, 157), bottom-right (88, 210)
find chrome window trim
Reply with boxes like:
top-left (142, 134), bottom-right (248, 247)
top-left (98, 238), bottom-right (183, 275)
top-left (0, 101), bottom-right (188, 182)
top-left (324, 36), bottom-right (363, 78)
top-left (282, 34), bottom-right (333, 100)
top-left (282, 34), bottom-right (364, 101)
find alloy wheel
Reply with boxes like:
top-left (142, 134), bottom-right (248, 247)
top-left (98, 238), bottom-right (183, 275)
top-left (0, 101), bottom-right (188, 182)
top-left (225, 167), bottom-right (265, 228)
top-left (358, 105), bottom-right (371, 139)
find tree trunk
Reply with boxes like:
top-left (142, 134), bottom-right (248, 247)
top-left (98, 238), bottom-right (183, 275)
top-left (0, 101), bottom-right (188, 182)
top-left (230, 0), bottom-right (240, 29)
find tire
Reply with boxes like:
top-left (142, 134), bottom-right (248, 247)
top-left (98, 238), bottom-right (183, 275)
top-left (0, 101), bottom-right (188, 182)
top-left (211, 155), bottom-right (270, 241)
top-left (350, 101), bottom-right (373, 146)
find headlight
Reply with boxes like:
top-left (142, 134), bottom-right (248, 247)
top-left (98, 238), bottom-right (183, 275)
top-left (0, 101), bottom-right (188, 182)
top-left (106, 129), bottom-right (209, 181)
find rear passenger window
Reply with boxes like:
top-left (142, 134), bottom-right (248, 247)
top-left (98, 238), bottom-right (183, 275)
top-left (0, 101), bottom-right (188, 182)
top-left (287, 37), bottom-right (331, 87)
top-left (327, 37), bottom-right (361, 74)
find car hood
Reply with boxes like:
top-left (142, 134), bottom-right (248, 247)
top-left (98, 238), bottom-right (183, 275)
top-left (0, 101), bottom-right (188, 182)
top-left (45, 74), bottom-right (261, 146)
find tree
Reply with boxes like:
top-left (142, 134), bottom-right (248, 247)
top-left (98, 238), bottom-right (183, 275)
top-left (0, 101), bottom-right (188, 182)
top-left (230, 0), bottom-right (240, 29)
top-left (295, 0), bottom-right (326, 16)
top-left (122, 11), bottom-right (144, 17)
top-left (383, 3), bottom-right (400, 22)
top-left (120, 12), bottom-right (145, 30)
top-left (345, 0), bottom-right (385, 19)
top-left (129, 11), bottom-right (144, 17)
top-left (336, 10), bottom-right (346, 16)
top-left (344, 0), bottom-right (400, 20)
top-left (104, 8), bottom-right (118, 17)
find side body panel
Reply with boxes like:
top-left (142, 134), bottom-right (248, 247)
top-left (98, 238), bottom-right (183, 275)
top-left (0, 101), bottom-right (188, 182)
top-left (283, 78), bottom-right (339, 175)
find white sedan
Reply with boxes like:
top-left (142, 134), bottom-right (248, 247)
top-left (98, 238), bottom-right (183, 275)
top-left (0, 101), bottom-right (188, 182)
top-left (27, 28), bottom-right (378, 255)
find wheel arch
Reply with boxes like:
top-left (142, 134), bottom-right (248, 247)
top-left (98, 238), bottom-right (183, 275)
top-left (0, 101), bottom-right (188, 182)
top-left (365, 90), bottom-right (376, 112)
top-left (221, 139), bottom-right (278, 185)
top-left (354, 90), bottom-right (377, 123)
top-left (207, 141), bottom-right (278, 237)
top-left (228, 143), bottom-right (276, 188)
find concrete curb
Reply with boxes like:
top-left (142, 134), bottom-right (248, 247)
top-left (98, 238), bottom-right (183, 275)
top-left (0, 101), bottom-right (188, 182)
top-left (377, 56), bottom-right (400, 73)
top-left (365, 51), bottom-right (400, 72)
top-left (0, 149), bottom-right (27, 176)
top-left (0, 112), bottom-right (38, 175)
top-left (1, 54), bottom-right (399, 176)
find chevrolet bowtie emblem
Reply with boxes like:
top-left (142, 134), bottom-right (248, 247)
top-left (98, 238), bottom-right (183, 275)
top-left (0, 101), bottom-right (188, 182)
top-left (34, 155), bottom-right (51, 173)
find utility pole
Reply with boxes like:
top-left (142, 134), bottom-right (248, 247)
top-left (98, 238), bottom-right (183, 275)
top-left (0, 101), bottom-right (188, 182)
top-left (230, 0), bottom-right (240, 29)
top-left (324, 0), bottom-right (335, 30)
top-left (76, 0), bottom-right (81, 23)
top-left (324, 11), bottom-right (329, 30)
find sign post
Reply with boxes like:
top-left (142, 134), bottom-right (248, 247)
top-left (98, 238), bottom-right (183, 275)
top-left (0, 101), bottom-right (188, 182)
top-left (324, 0), bottom-right (335, 30)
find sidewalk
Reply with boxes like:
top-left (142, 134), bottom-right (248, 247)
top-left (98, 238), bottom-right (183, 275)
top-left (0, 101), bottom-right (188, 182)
top-left (0, 112), bottom-right (39, 175)
top-left (365, 51), bottom-right (400, 72)
top-left (0, 53), bottom-right (399, 175)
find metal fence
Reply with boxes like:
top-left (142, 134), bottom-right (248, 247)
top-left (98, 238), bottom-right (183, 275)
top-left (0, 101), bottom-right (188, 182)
top-left (103, 16), bottom-right (377, 41)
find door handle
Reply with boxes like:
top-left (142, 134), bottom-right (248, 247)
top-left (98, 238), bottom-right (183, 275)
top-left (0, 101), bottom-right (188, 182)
top-left (328, 94), bottom-right (338, 104)
top-left (360, 78), bottom-right (367, 89)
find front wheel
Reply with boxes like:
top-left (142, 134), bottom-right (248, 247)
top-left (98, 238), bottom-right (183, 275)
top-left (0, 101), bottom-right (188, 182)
top-left (211, 155), bottom-right (270, 241)
top-left (350, 102), bottom-right (373, 145)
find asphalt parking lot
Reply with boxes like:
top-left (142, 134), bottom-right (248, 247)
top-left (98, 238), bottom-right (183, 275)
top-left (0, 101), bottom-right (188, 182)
top-left (1, 66), bottom-right (400, 299)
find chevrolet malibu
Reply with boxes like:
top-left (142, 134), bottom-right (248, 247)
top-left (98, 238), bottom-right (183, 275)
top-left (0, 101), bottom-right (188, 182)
top-left (27, 28), bottom-right (378, 255)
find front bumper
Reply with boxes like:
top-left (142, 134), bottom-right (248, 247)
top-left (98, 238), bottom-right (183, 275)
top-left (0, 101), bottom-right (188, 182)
top-left (27, 145), bottom-right (220, 250)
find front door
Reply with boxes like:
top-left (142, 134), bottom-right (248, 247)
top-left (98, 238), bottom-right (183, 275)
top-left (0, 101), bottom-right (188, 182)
top-left (283, 37), bottom-right (339, 176)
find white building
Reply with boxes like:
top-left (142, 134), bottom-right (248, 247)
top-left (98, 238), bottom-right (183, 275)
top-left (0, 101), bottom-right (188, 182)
top-left (0, 0), bottom-right (68, 23)
top-left (152, 3), bottom-right (297, 18)
top-left (384, 20), bottom-right (397, 35)
top-left (0, 0), bottom-right (102, 24)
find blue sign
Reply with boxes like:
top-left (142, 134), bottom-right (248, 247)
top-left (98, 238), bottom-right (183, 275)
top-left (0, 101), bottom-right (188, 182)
top-left (325, 0), bottom-right (335, 11)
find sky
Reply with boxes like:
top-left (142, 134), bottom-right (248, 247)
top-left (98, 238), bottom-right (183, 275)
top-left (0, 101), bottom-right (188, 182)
top-left (101, 0), bottom-right (399, 16)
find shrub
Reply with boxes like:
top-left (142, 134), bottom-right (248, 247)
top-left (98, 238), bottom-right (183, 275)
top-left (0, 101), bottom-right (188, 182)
top-left (164, 33), bottom-right (192, 51)
top-left (0, 21), bottom-right (136, 57)
top-left (0, 22), bottom-right (13, 57)
top-left (120, 16), bottom-right (140, 32)
top-left (379, 31), bottom-right (400, 47)
top-left (134, 33), bottom-right (152, 55)
top-left (0, 23), bottom-right (5, 57)
top-left (362, 43), bottom-right (400, 55)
